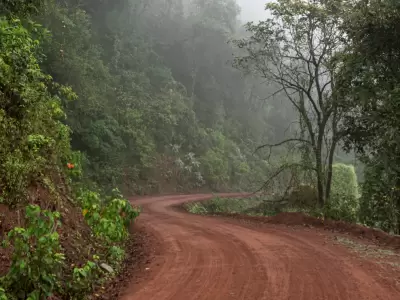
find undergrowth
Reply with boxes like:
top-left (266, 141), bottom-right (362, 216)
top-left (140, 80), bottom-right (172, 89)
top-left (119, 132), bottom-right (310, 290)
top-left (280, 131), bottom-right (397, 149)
top-left (184, 196), bottom-right (324, 218)
top-left (184, 196), bottom-right (271, 216)
top-left (186, 165), bottom-right (360, 222)
top-left (78, 188), bottom-right (140, 244)
top-left (0, 10), bottom-right (141, 299)
top-left (1, 206), bottom-right (64, 299)
top-left (0, 189), bottom-right (140, 299)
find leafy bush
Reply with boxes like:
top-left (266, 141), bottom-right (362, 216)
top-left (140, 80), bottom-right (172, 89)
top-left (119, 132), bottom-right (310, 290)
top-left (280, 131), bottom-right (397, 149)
top-left (65, 151), bottom-right (84, 182)
top-left (78, 189), bottom-right (140, 243)
top-left (203, 197), bottom-right (225, 213)
top-left (108, 246), bottom-right (125, 265)
top-left (0, 288), bottom-right (7, 300)
top-left (326, 163), bottom-right (360, 221)
top-left (1, 205), bottom-right (64, 299)
top-left (67, 257), bottom-right (100, 297)
top-left (185, 195), bottom-right (326, 219)
top-left (359, 161), bottom-right (400, 233)
top-left (185, 197), bottom-right (263, 215)
top-left (286, 184), bottom-right (318, 209)
top-left (0, 191), bottom-right (139, 298)
top-left (186, 202), bottom-right (208, 215)
top-left (199, 149), bottom-right (229, 190)
top-left (254, 200), bottom-right (286, 216)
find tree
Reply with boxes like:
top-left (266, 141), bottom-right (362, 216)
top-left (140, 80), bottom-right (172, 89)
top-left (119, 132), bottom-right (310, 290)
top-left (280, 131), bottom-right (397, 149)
top-left (11, 0), bottom-right (298, 193)
top-left (0, 0), bottom-right (44, 17)
top-left (337, 0), bottom-right (400, 232)
top-left (0, 11), bottom-right (76, 206)
top-left (338, 0), bottom-right (400, 156)
top-left (233, 0), bottom-right (346, 206)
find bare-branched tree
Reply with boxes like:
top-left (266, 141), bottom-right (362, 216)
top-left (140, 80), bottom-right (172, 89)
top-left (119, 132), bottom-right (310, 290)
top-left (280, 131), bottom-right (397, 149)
top-left (233, 0), bottom-right (346, 206)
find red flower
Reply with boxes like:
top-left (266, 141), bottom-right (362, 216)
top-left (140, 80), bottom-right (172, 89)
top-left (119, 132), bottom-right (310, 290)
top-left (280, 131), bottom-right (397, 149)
top-left (67, 163), bottom-right (75, 169)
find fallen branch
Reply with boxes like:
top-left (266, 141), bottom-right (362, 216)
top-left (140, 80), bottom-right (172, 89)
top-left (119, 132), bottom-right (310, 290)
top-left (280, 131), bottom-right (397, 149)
top-left (248, 163), bottom-right (317, 197)
top-left (254, 138), bottom-right (312, 160)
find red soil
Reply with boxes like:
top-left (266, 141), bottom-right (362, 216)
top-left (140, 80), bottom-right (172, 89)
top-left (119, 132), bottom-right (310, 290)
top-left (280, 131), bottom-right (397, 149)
top-left (216, 211), bottom-right (400, 249)
top-left (114, 194), bottom-right (400, 300)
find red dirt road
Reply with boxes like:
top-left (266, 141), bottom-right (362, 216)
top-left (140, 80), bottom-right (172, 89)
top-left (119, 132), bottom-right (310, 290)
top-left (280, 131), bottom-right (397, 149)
top-left (120, 194), bottom-right (400, 300)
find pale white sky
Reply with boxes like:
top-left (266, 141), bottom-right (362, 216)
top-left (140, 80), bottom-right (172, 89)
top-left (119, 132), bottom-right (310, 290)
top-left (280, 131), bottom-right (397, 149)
top-left (236, 0), bottom-right (270, 22)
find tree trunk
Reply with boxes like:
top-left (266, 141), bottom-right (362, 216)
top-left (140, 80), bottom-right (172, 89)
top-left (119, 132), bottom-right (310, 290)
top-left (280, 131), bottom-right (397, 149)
top-left (315, 146), bottom-right (325, 207)
top-left (325, 139), bottom-right (338, 203)
top-left (395, 178), bottom-right (400, 235)
top-left (315, 121), bottom-right (327, 207)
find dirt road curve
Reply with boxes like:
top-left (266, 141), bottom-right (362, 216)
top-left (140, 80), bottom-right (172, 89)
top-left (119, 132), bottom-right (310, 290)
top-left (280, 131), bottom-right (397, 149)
top-left (121, 194), bottom-right (400, 300)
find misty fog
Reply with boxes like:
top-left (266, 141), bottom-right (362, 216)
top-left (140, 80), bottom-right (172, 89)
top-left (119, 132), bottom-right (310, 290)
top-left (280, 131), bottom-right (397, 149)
top-left (236, 0), bottom-right (270, 21)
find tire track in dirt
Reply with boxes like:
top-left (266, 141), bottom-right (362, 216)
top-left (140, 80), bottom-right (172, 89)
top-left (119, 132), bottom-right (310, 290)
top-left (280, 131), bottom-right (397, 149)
top-left (120, 194), bottom-right (400, 300)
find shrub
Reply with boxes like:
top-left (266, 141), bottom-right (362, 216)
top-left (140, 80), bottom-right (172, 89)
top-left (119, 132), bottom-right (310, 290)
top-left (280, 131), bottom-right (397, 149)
top-left (359, 162), bottom-right (400, 233)
top-left (108, 246), bottom-right (125, 265)
top-left (0, 288), bottom-right (7, 300)
top-left (203, 197), bottom-right (226, 213)
top-left (1, 205), bottom-right (64, 299)
top-left (67, 257), bottom-right (100, 297)
top-left (186, 197), bottom-right (264, 215)
top-left (286, 184), bottom-right (318, 209)
top-left (326, 163), bottom-right (360, 222)
top-left (78, 189), bottom-right (140, 243)
top-left (186, 202), bottom-right (208, 215)
top-left (199, 149), bottom-right (229, 190)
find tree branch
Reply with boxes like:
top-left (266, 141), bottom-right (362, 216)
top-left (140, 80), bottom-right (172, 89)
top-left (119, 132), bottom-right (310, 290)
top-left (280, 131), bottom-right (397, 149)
top-left (253, 163), bottom-right (317, 194)
top-left (258, 87), bottom-right (285, 101)
top-left (254, 138), bottom-right (312, 162)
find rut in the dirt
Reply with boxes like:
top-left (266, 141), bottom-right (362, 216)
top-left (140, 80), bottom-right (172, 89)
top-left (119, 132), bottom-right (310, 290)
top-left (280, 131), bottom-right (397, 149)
top-left (117, 195), bottom-right (400, 300)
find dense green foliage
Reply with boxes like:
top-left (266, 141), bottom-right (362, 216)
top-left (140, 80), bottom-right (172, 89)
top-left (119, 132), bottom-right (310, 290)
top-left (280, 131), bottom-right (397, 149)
top-left (359, 163), bottom-right (399, 233)
top-left (1, 200), bottom-right (138, 298)
top-left (326, 164), bottom-right (359, 222)
top-left (78, 189), bottom-right (140, 243)
top-left (286, 185), bottom-right (318, 210)
top-left (33, 0), bottom-right (296, 193)
top-left (0, 288), bottom-right (6, 300)
top-left (0, 2), bottom-right (140, 298)
top-left (1, 206), bottom-right (64, 299)
top-left (186, 164), bottom-right (359, 220)
top-left (337, 0), bottom-right (400, 233)
top-left (184, 196), bottom-right (263, 215)
top-left (0, 16), bottom-right (75, 206)
top-left (67, 258), bottom-right (100, 297)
